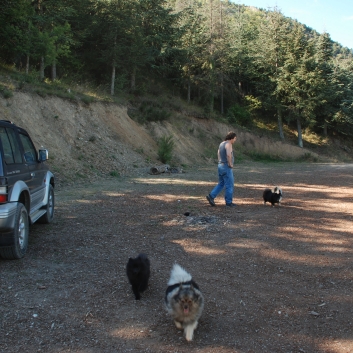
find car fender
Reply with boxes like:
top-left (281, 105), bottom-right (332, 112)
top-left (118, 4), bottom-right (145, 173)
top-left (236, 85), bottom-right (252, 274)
top-left (9, 180), bottom-right (30, 203)
top-left (41, 170), bottom-right (55, 205)
top-left (44, 170), bottom-right (55, 188)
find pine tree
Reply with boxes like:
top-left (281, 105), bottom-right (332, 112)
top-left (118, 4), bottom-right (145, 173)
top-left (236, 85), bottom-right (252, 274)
top-left (276, 21), bottom-right (318, 147)
top-left (251, 7), bottom-right (290, 140)
top-left (314, 32), bottom-right (335, 136)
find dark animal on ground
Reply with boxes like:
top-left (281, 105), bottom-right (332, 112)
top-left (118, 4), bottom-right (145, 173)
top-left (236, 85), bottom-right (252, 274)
top-left (263, 186), bottom-right (283, 206)
top-left (126, 253), bottom-right (150, 300)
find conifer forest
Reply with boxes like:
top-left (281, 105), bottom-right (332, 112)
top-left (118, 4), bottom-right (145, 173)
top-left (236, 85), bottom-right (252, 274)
top-left (1, 0), bottom-right (353, 146)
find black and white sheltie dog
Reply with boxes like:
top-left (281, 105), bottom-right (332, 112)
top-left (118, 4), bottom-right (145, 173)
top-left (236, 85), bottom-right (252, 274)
top-left (165, 264), bottom-right (204, 341)
top-left (263, 186), bottom-right (283, 206)
top-left (126, 253), bottom-right (150, 300)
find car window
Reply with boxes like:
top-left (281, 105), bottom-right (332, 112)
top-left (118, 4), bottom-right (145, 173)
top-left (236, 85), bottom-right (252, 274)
top-left (19, 133), bottom-right (37, 163)
top-left (0, 127), bottom-right (23, 164)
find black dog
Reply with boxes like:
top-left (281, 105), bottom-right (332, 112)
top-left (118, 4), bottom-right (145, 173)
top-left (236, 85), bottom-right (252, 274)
top-left (126, 253), bottom-right (150, 300)
top-left (263, 186), bottom-right (283, 206)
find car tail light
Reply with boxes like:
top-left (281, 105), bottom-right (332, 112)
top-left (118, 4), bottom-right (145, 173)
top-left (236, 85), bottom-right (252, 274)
top-left (0, 178), bottom-right (8, 203)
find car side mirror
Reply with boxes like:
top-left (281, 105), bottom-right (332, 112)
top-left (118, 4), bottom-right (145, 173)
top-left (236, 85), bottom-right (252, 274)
top-left (38, 148), bottom-right (48, 162)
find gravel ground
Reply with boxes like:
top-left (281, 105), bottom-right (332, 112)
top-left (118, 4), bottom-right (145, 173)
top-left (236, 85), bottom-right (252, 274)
top-left (1, 163), bottom-right (353, 353)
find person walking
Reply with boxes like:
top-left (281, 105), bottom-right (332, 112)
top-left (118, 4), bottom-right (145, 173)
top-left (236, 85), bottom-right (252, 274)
top-left (206, 131), bottom-right (237, 207)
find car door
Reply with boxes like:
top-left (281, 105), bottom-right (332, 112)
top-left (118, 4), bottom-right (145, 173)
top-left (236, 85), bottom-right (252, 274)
top-left (0, 126), bottom-right (30, 195)
top-left (17, 130), bottom-right (47, 210)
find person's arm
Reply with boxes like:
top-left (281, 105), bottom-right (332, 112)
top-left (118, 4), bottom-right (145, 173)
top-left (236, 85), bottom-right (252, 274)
top-left (225, 142), bottom-right (233, 168)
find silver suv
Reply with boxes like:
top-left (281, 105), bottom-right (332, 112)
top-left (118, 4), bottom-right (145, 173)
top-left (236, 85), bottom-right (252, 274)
top-left (0, 120), bottom-right (54, 259)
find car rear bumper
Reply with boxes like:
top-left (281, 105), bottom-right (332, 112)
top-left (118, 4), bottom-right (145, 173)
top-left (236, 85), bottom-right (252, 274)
top-left (0, 202), bottom-right (18, 235)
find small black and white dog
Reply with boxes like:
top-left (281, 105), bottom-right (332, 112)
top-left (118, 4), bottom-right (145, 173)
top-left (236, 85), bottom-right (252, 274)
top-left (165, 264), bottom-right (204, 341)
top-left (263, 186), bottom-right (283, 206)
top-left (126, 253), bottom-right (150, 300)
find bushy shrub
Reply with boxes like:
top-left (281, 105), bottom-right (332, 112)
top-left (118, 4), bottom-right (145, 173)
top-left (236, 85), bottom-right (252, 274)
top-left (0, 84), bottom-right (13, 99)
top-left (248, 151), bottom-right (282, 162)
top-left (2, 89), bottom-right (13, 99)
top-left (81, 95), bottom-right (95, 105)
top-left (138, 101), bottom-right (170, 123)
top-left (110, 170), bottom-right (120, 177)
top-left (158, 135), bottom-right (174, 164)
top-left (227, 104), bottom-right (252, 127)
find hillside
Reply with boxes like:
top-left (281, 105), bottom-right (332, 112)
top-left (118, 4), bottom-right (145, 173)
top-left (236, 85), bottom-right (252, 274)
top-left (0, 90), bottom-right (352, 186)
top-left (1, 0), bottom-right (353, 158)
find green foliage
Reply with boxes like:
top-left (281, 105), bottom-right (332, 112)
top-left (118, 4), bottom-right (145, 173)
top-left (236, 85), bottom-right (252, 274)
top-left (80, 95), bottom-right (95, 105)
top-left (247, 151), bottom-right (318, 163)
top-left (244, 95), bottom-right (262, 112)
top-left (110, 170), bottom-right (120, 178)
top-left (34, 84), bottom-right (75, 100)
top-left (158, 135), bottom-right (174, 164)
top-left (138, 101), bottom-right (170, 123)
top-left (227, 104), bottom-right (252, 127)
top-left (0, 0), bottom-right (352, 139)
top-left (247, 151), bottom-right (283, 162)
top-left (0, 85), bottom-right (13, 99)
top-left (3, 89), bottom-right (13, 99)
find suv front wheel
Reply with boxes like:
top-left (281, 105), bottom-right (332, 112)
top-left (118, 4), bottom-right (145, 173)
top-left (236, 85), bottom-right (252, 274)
top-left (0, 203), bottom-right (29, 259)
top-left (38, 185), bottom-right (54, 224)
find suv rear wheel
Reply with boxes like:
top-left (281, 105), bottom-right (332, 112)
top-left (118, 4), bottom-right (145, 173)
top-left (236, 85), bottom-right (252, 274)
top-left (0, 203), bottom-right (29, 259)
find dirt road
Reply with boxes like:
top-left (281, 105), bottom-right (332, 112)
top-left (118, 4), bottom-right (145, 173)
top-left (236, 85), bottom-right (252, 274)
top-left (1, 163), bottom-right (353, 353)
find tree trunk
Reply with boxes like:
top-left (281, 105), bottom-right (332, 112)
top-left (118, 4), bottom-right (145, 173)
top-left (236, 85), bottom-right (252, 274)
top-left (277, 106), bottom-right (284, 140)
top-left (296, 114), bottom-right (303, 148)
top-left (220, 72), bottom-right (224, 114)
top-left (111, 62), bottom-right (116, 96)
top-left (26, 55), bottom-right (29, 75)
top-left (209, 65), bottom-right (214, 115)
top-left (130, 66), bottom-right (136, 90)
top-left (187, 77), bottom-right (191, 103)
top-left (40, 56), bottom-right (45, 80)
top-left (323, 121), bottom-right (328, 136)
top-left (209, 86), bottom-right (214, 114)
top-left (111, 33), bottom-right (117, 95)
top-left (51, 59), bottom-right (56, 81)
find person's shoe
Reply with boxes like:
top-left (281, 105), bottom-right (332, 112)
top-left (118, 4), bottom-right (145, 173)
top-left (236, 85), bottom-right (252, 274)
top-left (206, 195), bottom-right (216, 206)
top-left (226, 203), bottom-right (237, 207)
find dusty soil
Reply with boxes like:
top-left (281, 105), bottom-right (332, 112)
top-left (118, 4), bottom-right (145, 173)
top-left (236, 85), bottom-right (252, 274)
top-left (1, 162), bottom-right (353, 353)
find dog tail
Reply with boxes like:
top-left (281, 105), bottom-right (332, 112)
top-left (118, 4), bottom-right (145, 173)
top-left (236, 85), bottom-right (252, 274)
top-left (167, 264), bottom-right (192, 286)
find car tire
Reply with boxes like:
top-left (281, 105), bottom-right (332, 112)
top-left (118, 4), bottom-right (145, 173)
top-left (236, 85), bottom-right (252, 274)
top-left (0, 203), bottom-right (29, 260)
top-left (38, 184), bottom-right (54, 224)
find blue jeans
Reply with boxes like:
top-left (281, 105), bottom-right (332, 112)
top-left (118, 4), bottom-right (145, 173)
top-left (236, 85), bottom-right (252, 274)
top-left (209, 163), bottom-right (234, 204)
